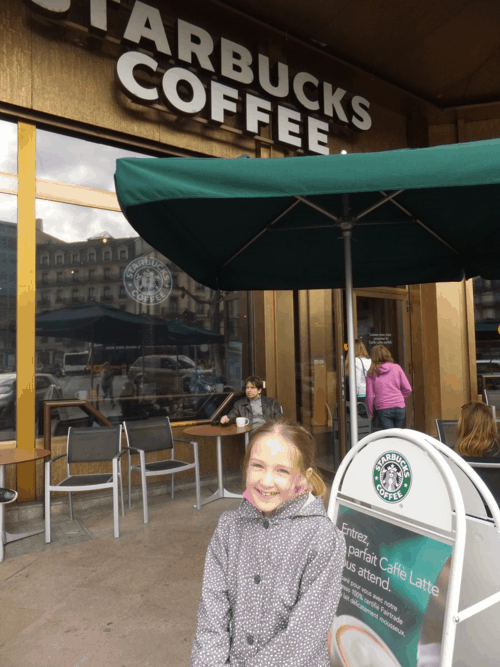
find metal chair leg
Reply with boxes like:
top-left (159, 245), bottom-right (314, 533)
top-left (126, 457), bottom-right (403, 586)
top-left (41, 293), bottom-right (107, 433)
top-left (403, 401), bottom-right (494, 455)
top-left (0, 502), bottom-right (4, 562)
top-left (68, 491), bottom-right (73, 520)
top-left (194, 445), bottom-right (201, 511)
top-left (128, 450), bottom-right (132, 509)
top-left (119, 460), bottom-right (125, 517)
top-left (140, 454), bottom-right (149, 524)
top-left (171, 473), bottom-right (174, 499)
top-left (112, 460), bottom-right (119, 538)
top-left (44, 462), bottom-right (51, 544)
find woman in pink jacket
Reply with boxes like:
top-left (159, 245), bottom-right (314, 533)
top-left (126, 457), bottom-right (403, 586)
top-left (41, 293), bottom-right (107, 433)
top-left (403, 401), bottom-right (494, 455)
top-left (365, 345), bottom-right (412, 430)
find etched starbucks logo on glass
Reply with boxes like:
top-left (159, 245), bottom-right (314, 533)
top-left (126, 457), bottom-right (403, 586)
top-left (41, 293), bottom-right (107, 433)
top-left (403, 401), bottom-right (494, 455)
top-left (124, 257), bottom-right (172, 305)
top-left (373, 452), bottom-right (411, 503)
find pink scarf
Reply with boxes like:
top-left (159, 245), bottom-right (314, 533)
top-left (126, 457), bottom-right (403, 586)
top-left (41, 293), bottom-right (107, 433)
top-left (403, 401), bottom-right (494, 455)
top-left (243, 482), bottom-right (313, 513)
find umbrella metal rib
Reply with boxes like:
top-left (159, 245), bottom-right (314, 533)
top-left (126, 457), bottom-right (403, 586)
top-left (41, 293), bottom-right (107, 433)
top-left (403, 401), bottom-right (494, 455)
top-left (356, 189), bottom-right (406, 220)
top-left (295, 195), bottom-right (340, 223)
top-left (220, 198), bottom-right (302, 269)
top-left (380, 191), bottom-right (461, 256)
top-left (271, 220), bottom-right (415, 231)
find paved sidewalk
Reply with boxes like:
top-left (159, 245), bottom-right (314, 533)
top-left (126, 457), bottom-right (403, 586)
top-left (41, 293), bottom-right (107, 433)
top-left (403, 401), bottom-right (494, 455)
top-left (0, 478), bottom-right (332, 666)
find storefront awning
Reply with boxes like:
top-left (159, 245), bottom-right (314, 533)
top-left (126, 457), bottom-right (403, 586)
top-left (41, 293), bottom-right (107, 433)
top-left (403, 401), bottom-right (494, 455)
top-left (115, 138), bottom-right (500, 291)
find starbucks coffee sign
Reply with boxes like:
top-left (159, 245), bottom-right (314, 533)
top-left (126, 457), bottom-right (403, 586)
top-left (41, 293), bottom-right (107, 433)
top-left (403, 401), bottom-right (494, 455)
top-left (373, 452), bottom-right (412, 503)
top-left (26, 0), bottom-right (372, 155)
top-left (123, 257), bottom-right (172, 305)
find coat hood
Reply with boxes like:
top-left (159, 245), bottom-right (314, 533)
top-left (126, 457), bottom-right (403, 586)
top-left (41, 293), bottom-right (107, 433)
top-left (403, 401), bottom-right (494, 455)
top-left (376, 362), bottom-right (394, 374)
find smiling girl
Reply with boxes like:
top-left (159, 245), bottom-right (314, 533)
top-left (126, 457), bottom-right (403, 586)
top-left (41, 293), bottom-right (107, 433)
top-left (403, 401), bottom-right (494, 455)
top-left (191, 420), bottom-right (346, 667)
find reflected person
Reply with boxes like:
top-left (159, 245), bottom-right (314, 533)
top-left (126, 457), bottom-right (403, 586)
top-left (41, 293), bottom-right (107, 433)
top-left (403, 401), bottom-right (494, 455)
top-left (220, 376), bottom-right (281, 429)
top-left (100, 361), bottom-right (115, 405)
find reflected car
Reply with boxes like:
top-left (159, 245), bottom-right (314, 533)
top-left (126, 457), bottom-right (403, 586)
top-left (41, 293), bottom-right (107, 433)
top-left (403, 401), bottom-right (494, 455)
top-left (128, 355), bottom-right (213, 394)
top-left (477, 359), bottom-right (500, 391)
top-left (0, 373), bottom-right (63, 428)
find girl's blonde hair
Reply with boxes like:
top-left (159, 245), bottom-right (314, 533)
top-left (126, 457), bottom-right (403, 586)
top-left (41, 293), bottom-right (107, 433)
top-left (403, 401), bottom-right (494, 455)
top-left (241, 419), bottom-right (327, 498)
top-left (345, 339), bottom-right (370, 375)
top-left (367, 344), bottom-right (394, 378)
top-left (454, 402), bottom-right (500, 457)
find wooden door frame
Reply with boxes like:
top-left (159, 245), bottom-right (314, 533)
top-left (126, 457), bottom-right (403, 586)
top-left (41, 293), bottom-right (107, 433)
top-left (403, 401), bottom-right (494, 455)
top-left (352, 288), bottom-right (413, 428)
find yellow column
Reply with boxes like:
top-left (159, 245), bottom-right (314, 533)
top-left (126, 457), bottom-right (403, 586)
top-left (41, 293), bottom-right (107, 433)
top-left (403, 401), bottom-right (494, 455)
top-left (420, 280), bottom-right (476, 436)
top-left (16, 122), bottom-right (37, 501)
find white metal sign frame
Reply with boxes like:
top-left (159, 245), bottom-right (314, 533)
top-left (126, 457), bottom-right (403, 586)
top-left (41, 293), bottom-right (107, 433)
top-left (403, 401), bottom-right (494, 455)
top-left (327, 428), bottom-right (500, 667)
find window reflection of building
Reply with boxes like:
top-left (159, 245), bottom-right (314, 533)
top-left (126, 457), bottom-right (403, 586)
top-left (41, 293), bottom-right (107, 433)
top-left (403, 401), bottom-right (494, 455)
top-left (473, 278), bottom-right (500, 384)
top-left (0, 220), bottom-right (17, 371)
top-left (474, 278), bottom-right (500, 322)
top-left (35, 219), bottom-right (238, 368)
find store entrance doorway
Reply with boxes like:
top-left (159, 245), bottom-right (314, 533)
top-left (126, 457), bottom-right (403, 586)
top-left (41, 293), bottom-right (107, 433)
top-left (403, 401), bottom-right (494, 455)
top-left (314, 288), bottom-right (411, 477)
top-left (356, 290), bottom-right (411, 413)
top-left (345, 288), bottom-right (412, 434)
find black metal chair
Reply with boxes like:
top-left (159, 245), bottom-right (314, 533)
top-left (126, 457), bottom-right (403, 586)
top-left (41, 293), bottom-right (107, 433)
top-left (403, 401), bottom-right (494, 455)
top-left (123, 418), bottom-right (201, 524)
top-left (483, 390), bottom-right (500, 419)
top-left (45, 425), bottom-right (125, 542)
top-left (345, 402), bottom-right (372, 448)
top-left (435, 419), bottom-right (458, 448)
top-left (467, 460), bottom-right (500, 505)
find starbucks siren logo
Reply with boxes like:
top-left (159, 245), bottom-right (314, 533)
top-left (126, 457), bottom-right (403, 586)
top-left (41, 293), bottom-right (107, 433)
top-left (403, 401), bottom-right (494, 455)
top-left (373, 451), bottom-right (412, 503)
top-left (124, 257), bottom-right (172, 305)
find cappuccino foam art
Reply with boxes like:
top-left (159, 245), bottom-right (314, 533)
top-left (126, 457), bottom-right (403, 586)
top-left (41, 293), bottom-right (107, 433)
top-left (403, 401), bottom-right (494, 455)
top-left (331, 617), bottom-right (400, 667)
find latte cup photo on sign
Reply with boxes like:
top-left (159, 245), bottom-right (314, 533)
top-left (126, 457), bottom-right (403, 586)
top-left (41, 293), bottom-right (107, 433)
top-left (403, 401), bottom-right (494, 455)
top-left (328, 615), bottom-right (401, 667)
top-left (236, 417), bottom-right (249, 427)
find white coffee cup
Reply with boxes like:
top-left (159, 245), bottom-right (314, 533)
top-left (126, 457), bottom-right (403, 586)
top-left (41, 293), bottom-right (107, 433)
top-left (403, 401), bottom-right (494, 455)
top-left (236, 417), bottom-right (250, 427)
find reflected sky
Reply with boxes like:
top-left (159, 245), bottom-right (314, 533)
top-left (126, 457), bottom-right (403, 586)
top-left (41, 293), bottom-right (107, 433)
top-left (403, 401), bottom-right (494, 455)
top-left (36, 199), bottom-right (138, 243)
top-left (0, 119), bottom-right (17, 174)
top-left (0, 193), bottom-right (17, 224)
top-left (36, 128), bottom-right (154, 192)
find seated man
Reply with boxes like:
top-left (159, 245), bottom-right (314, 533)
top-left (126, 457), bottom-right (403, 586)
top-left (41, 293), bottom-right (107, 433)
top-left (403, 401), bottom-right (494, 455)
top-left (220, 376), bottom-right (281, 430)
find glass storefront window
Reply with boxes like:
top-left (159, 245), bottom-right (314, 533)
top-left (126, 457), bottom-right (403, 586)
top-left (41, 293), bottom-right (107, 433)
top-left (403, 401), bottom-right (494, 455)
top-left (36, 198), bottom-right (248, 434)
top-left (0, 193), bottom-right (17, 440)
top-left (473, 277), bottom-right (500, 393)
top-left (36, 128), bottom-right (155, 192)
top-left (0, 118), bottom-right (17, 174)
top-left (294, 289), bottom-right (337, 469)
top-left (0, 118), bottom-right (18, 193)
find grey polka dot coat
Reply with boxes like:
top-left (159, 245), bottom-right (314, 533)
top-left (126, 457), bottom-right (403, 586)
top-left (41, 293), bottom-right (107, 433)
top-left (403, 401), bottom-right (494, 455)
top-left (191, 492), bottom-right (346, 667)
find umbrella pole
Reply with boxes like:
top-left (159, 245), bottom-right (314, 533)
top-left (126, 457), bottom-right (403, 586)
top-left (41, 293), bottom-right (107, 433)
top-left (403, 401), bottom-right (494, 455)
top-left (341, 221), bottom-right (358, 450)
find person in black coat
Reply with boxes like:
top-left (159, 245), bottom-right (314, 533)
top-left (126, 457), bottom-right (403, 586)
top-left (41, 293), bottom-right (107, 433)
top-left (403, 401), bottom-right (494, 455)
top-left (220, 376), bottom-right (281, 430)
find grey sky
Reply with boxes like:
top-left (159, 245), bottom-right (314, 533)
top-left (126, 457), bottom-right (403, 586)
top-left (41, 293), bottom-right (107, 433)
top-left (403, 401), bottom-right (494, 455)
top-left (0, 194), bottom-right (17, 224)
top-left (36, 128), bottom-right (153, 192)
top-left (36, 199), bottom-right (137, 243)
top-left (0, 119), bottom-right (17, 174)
top-left (0, 121), bottom-right (157, 243)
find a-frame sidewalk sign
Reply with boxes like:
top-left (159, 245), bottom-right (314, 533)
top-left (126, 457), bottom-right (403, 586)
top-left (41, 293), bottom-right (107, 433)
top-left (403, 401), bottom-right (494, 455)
top-left (327, 428), bottom-right (500, 667)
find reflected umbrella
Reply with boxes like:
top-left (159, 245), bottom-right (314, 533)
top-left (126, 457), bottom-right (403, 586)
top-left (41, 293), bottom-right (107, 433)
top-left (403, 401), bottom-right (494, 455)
top-left (36, 303), bottom-right (147, 390)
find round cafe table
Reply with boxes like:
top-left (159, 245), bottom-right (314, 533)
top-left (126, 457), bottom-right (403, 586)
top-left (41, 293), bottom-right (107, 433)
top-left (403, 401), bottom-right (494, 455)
top-left (0, 447), bottom-right (51, 563)
top-left (184, 424), bottom-right (252, 507)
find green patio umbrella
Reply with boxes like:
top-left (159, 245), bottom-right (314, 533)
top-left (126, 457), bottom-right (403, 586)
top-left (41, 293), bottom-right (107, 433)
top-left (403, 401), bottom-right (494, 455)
top-left (36, 302), bottom-right (147, 345)
top-left (115, 138), bottom-right (500, 445)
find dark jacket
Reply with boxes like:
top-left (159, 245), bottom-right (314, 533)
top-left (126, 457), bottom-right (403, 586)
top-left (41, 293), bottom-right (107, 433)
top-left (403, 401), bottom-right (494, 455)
top-left (191, 493), bottom-right (346, 667)
top-left (225, 395), bottom-right (282, 425)
top-left (463, 448), bottom-right (500, 503)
